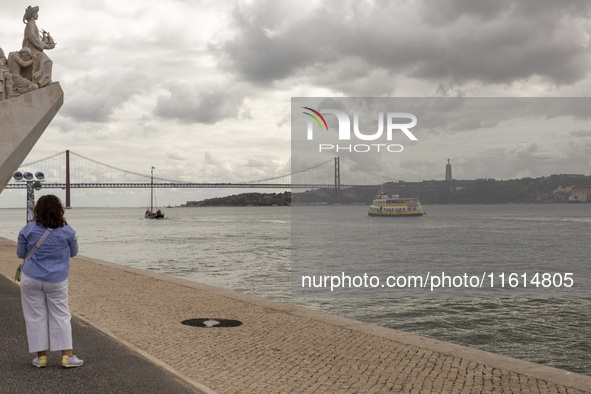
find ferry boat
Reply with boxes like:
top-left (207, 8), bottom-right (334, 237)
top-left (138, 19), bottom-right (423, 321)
top-left (368, 192), bottom-right (425, 217)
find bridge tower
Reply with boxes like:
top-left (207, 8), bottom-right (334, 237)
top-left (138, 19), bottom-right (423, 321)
top-left (65, 150), bottom-right (71, 208)
top-left (334, 157), bottom-right (341, 204)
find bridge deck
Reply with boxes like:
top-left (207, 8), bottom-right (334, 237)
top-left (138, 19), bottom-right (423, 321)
top-left (3, 182), bottom-right (374, 189)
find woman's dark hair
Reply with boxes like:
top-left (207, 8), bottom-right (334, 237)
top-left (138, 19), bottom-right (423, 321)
top-left (34, 195), bottom-right (67, 228)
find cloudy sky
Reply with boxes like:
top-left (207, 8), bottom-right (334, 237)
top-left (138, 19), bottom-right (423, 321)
top-left (2, 0), bottom-right (591, 207)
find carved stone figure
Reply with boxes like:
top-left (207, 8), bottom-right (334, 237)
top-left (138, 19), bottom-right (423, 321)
top-left (7, 47), bottom-right (38, 95)
top-left (22, 6), bottom-right (55, 88)
top-left (0, 47), bottom-right (17, 100)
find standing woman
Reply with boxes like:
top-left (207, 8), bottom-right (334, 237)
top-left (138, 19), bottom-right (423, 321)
top-left (17, 195), bottom-right (83, 368)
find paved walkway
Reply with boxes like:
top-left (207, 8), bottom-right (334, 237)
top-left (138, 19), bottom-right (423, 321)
top-left (0, 273), bottom-right (204, 393)
top-left (0, 237), bottom-right (589, 393)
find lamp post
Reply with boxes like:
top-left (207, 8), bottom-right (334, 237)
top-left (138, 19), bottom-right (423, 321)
top-left (12, 170), bottom-right (44, 223)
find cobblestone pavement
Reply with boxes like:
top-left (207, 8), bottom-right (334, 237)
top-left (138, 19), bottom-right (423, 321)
top-left (1, 238), bottom-right (589, 393)
top-left (0, 274), bottom-right (201, 394)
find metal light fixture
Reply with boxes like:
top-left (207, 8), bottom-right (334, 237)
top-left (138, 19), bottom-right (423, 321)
top-left (12, 171), bottom-right (23, 181)
top-left (12, 170), bottom-right (45, 223)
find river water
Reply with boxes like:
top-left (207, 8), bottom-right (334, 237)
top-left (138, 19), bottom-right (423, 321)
top-left (0, 205), bottom-right (589, 376)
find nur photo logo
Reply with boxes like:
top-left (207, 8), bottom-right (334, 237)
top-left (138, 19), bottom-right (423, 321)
top-left (302, 107), bottom-right (418, 153)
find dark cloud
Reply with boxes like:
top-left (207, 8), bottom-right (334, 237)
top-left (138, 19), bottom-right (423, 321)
top-left (211, 0), bottom-right (591, 92)
top-left (154, 81), bottom-right (247, 124)
top-left (420, 0), bottom-right (591, 26)
top-left (510, 143), bottom-right (556, 161)
top-left (570, 130), bottom-right (591, 137)
top-left (60, 69), bottom-right (149, 123)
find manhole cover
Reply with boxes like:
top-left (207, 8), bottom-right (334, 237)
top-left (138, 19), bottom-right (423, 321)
top-left (181, 318), bottom-right (243, 328)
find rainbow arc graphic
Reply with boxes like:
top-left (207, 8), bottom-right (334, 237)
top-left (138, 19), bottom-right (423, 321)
top-left (302, 107), bottom-right (329, 131)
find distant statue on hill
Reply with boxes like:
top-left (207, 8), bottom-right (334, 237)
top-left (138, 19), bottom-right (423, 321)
top-left (22, 5), bottom-right (55, 88)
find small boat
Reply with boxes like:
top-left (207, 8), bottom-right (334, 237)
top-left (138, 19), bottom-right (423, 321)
top-left (368, 190), bottom-right (424, 217)
top-left (145, 208), bottom-right (164, 219)
top-left (145, 167), bottom-right (164, 219)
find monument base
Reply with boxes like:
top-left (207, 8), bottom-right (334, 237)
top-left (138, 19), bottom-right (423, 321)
top-left (0, 82), bottom-right (63, 192)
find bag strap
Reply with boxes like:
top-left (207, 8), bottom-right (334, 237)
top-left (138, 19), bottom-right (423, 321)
top-left (24, 228), bottom-right (53, 263)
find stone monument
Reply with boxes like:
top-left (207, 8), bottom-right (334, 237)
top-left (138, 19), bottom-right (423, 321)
top-left (0, 6), bottom-right (63, 192)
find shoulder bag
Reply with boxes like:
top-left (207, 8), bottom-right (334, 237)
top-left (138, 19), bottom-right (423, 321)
top-left (15, 228), bottom-right (53, 282)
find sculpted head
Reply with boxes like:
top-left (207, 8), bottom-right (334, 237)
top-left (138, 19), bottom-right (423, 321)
top-left (19, 47), bottom-right (32, 59)
top-left (23, 5), bottom-right (39, 23)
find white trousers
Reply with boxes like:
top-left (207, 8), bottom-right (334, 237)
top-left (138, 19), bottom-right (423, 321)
top-left (20, 273), bottom-right (73, 353)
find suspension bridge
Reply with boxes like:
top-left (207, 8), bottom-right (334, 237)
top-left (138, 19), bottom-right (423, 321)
top-left (4, 150), bottom-right (389, 207)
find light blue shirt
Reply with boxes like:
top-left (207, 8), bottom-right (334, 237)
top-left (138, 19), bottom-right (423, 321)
top-left (17, 222), bottom-right (78, 283)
